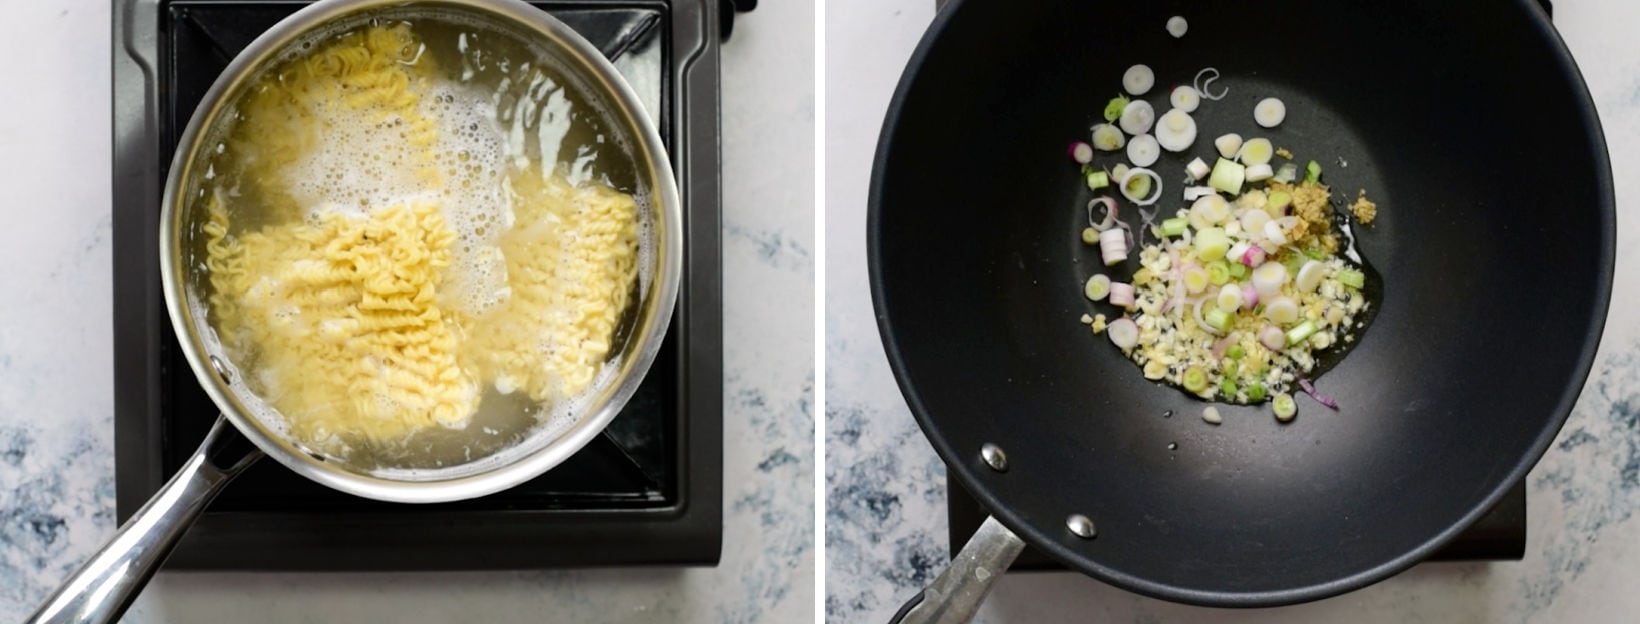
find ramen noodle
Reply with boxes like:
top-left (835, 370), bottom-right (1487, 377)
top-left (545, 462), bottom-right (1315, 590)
top-left (202, 23), bottom-right (639, 453)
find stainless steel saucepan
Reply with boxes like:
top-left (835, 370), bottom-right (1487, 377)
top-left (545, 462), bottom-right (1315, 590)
top-left (30, 1), bottom-right (680, 621)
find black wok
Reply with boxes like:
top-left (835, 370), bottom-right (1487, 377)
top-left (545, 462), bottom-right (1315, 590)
top-left (868, 0), bottom-right (1613, 614)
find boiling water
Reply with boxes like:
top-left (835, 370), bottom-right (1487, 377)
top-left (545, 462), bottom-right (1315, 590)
top-left (186, 14), bottom-right (655, 473)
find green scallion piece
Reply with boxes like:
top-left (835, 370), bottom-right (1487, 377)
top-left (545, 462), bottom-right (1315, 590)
top-left (1338, 269), bottom-right (1365, 290)
top-left (1267, 191), bottom-right (1293, 213)
top-left (1086, 170), bottom-right (1110, 190)
top-left (1182, 366), bottom-right (1209, 393)
top-left (1273, 392), bottom-right (1297, 420)
top-left (1123, 171), bottom-right (1152, 198)
top-left (1205, 306), bottom-right (1233, 332)
top-left (1161, 217), bottom-right (1188, 237)
top-left (1207, 260), bottom-right (1231, 286)
top-left (1304, 160), bottom-right (1322, 183)
top-left (1104, 95), bottom-right (1129, 122)
top-left (1247, 382), bottom-right (1267, 402)
top-left (1285, 255), bottom-right (1306, 278)
top-left (1286, 320), bottom-right (1318, 346)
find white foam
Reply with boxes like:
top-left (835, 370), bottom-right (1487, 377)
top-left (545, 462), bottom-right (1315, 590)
top-left (281, 100), bottom-right (427, 216)
top-left (271, 75), bottom-right (515, 320)
top-left (421, 82), bottom-right (515, 319)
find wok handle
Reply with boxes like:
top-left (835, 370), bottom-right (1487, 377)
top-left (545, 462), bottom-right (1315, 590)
top-left (888, 515), bottom-right (1025, 624)
top-left (27, 415), bottom-right (261, 624)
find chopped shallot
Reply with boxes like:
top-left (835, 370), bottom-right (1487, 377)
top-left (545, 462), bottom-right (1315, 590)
top-left (1193, 67), bottom-right (1228, 100)
top-left (1087, 196), bottom-right (1119, 231)
top-left (1069, 141), bottom-right (1094, 164)
top-left (1109, 282), bottom-right (1137, 308)
top-left (1099, 228), bottom-right (1129, 266)
top-left (1297, 376), bottom-right (1339, 409)
top-left (1259, 325), bottom-right (1286, 350)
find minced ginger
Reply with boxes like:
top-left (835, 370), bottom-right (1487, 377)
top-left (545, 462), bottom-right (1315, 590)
top-left (1265, 180), bottom-right (1338, 253)
top-left (1350, 189), bottom-right (1378, 224)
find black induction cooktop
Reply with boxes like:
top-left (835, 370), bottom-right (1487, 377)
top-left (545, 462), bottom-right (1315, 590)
top-left (112, 0), bottom-right (728, 569)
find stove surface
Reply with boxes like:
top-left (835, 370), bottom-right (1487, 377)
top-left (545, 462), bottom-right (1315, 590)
top-left (112, 0), bottom-right (724, 569)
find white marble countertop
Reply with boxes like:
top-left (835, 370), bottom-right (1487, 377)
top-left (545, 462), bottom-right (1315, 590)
top-left (825, 0), bottom-right (1640, 622)
top-left (0, 0), bottom-right (813, 622)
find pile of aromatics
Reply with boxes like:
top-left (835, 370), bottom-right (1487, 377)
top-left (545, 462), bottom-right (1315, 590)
top-left (1068, 15), bottom-right (1381, 424)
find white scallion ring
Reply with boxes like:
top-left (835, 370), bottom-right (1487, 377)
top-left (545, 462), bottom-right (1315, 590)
top-left (1127, 134), bottom-right (1161, 167)
top-left (1254, 97), bottom-right (1287, 128)
top-left (1119, 167), bottom-right (1164, 206)
top-left (1170, 86), bottom-right (1200, 113)
top-left (1166, 16), bottom-right (1188, 38)
top-left (1123, 64), bottom-right (1156, 96)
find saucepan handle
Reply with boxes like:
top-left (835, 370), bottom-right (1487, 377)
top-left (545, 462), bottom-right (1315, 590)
top-left (27, 415), bottom-right (262, 624)
top-left (888, 515), bottom-right (1026, 624)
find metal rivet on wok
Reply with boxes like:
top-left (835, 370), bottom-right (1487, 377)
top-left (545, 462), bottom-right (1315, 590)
top-left (980, 443), bottom-right (1008, 472)
top-left (209, 355), bottom-right (232, 383)
top-left (1066, 514), bottom-right (1098, 539)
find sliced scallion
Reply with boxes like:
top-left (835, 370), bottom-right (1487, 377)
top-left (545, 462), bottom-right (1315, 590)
top-left (1286, 320), bottom-right (1318, 346)
top-left (1208, 158), bottom-right (1246, 195)
top-left (1267, 190), bottom-right (1293, 214)
top-left (1091, 124), bottom-right (1126, 151)
top-left (1338, 269), bottom-right (1366, 290)
top-left (1160, 217), bottom-right (1188, 237)
top-left (1085, 274), bottom-right (1112, 301)
top-left (1086, 170), bottom-right (1110, 190)
top-left (1182, 366), bottom-right (1210, 393)
top-left (1205, 306), bottom-right (1233, 332)
top-left (1272, 393), bottom-right (1297, 421)
top-left (1183, 265), bottom-right (1210, 294)
top-left (1206, 260), bottom-right (1231, 286)
top-left (1123, 168), bottom-right (1153, 197)
top-left (1104, 94), bottom-right (1130, 122)
top-left (1195, 227), bottom-right (1231, 262)
top-left (1247, 382), bottom-right (1267, 402)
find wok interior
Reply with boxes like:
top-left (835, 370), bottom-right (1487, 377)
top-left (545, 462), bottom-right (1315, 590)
top-left (873, 0), bottom-right (1607, 602)
top-left (169, 2), bottom-right (673, 484)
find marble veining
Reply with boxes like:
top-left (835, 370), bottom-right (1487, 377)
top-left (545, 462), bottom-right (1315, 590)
top-left (0, 0), bottom-right (813, 621)
top-left (825, 0), bottom-right (1640, 622)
